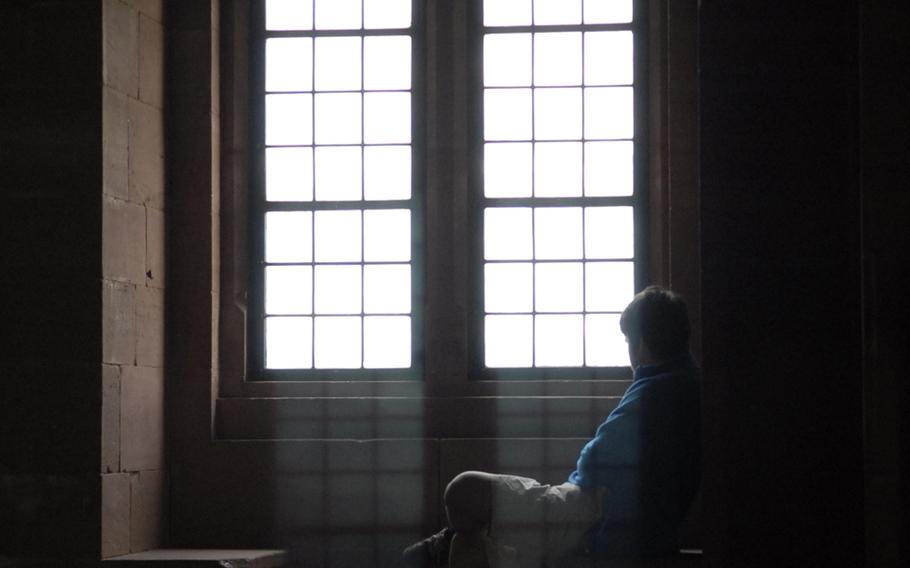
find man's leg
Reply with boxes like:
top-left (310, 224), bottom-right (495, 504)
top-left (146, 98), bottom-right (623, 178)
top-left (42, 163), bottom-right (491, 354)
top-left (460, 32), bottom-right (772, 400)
top-left (444, 471), bottom-right (497, 568)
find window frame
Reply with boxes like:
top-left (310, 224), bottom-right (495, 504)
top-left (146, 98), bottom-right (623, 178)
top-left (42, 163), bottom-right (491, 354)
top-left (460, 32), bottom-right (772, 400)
top-left (216, 0), bottom-right (704, 403)
top-left (466, 0), bottom-right (650, 380)
top-left (245, 0), bottom-right (428, 380)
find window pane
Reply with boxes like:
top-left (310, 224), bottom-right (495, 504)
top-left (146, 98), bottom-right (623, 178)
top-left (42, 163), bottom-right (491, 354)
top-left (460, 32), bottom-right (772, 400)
top-left (364, 209), bottom-right (411, 262)
top-left (314, 93), bottom-right (361, 144)
top-left (314, 265), bottom-right (362, 314)
top-left (584, 31), bottom-right (633, 86)
top-left (485, 315), bottom-right (533, 367)
top-left (266, 316), bottom-right (313, 369)
top-left (364, 36), bottom-right (411, 90)
top-left (584, 87), bottom-right (633, 139)
top-left (485, 262), bottom-right (533, 313)
top-left (485, 33), bottom-right (531, 87)
top-left (485, 142), bottom-right (532, 198)
top-left (534, 0), bottom-right (581, 25)
top-left (364, 264), bottom-right (411, 314)
top-left (485, 89), bottom-right (532, 141)
top-left (364, 146), bottom-right (411, 200)
top-left (266, 211), bottom-right (313, 263)
top-left (266, 94), bottom-right (313, 145)
top-left (585, 314), bottom-right (628, 366)
top-left (585, 261), bottom-right (634, 311)
top-left (364, 316), bottom-right (411, 368)
top-left (484, 0), bottom-right (532, 26)
top-left (315, 0), bottom-right (361, 30)
top-left (315, 146), bottom-right (362, 201)
top-left (314, 37), bottom-right (361, 91)
top-left (266, 0), bottom-right (313, 30)
top-left (535, 262), bottom-right (583, 312)
top-left (534, 88), bottom-right (582, 140)
top-left (535, 314), bottom-right (583, 366)
top-left (266, 265), bottom-right (313, 314)
top-left (583, 0), bottom-right (632, 24)
top-left (314, 316), bottom-right (361, 368)
top-left (534, 32), bottom-right (581, 87)
top-left (266, 147), bottom-right (313, 201)
top-left (584, 206), bottom-right (634, 259)
top-left (364, 92), bottom-right (411, 144)
top-left (266, 38), bottom-right (313, 92)
top-left (364, 0), bottom-right (411, 29)
top-left (535, 207), bottom-right (583, 259)
top-left (584, 141), bottom-right (633, 196)
top-left (485, 207), bottom-right (533, 260)
top-left (535, 142), bottom-right (581, 197)
top-left (314, 210), bottom-right (361, 262)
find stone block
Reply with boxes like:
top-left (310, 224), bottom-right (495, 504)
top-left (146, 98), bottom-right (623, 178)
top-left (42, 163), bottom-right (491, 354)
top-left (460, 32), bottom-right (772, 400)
top-left (138, 13), bottom-right (164, 109)
top-left (102, 473), bottom-right (131, 558)
top-left (128, 99), bottom-right (165, 209)
top-left (145, 206), bottom-right (165, 286)
top-left (103, 0), bottom-right (139, 97)
top-left (104, 86), bottom-right (130, 200)
top-left (102, 364), bottom-right (122, 473)
top-left (130, 469), bottom-right (166, 552)
top-left (120, 366), bottom-right (164, 471)
top-left (103, 280), bottom-right (136, 366)
top-left (135, 285), bottom-right (164, 368)
top-left (103, 196), bottom-right (146, 283)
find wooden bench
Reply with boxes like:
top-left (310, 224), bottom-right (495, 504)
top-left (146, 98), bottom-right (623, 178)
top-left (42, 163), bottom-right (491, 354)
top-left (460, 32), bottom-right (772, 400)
top-left (102, 549), bottom-right (288, 568)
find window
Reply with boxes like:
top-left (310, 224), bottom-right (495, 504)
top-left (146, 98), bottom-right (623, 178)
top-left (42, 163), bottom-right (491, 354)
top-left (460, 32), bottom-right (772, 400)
top-left (476, 0), bottom-right (643, 379)
top-left (245, 0), bottom-right (645, 382)
top-left (249, 0), bottom-right (422, 378)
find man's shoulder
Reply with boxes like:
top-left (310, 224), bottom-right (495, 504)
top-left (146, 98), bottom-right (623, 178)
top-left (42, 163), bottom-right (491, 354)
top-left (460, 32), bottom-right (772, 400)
top-left (633, 363), bottom-right (700, 416)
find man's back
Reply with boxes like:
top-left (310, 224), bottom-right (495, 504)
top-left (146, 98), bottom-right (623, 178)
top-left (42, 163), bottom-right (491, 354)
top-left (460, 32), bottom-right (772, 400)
top-left (569, 357), bottom-right (701, 557)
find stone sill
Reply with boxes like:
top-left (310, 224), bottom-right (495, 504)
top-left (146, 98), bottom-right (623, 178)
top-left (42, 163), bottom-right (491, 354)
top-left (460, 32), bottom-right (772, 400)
top-left (103, 549), bottom-right (287, 567)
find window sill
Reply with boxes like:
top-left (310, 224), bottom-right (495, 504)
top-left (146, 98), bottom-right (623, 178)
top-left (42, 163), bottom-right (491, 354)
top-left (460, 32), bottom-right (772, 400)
top-left (215, 393), bottom-right (623, 440)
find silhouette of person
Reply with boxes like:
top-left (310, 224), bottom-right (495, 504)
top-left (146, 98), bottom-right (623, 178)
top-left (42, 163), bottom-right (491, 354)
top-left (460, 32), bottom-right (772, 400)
top-left (403, 286), bottom-right (701, 568)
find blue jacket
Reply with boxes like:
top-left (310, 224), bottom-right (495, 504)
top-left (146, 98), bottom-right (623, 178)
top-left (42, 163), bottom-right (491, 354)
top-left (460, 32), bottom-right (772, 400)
top-left (568, 357), bottom-right (701, 557)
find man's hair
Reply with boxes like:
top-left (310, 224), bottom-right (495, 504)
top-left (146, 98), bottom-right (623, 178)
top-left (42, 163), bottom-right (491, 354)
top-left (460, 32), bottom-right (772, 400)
top-left (619, 285), bottom-right (691, 361)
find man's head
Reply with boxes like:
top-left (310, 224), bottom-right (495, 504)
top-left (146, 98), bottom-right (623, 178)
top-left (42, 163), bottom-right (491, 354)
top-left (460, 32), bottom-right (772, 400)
top-left (620, 286), bottom-right (690, 368)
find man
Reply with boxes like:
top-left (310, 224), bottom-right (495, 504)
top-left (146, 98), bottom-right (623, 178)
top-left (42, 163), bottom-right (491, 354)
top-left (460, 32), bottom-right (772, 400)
top-left (403, 286), bottom-right (701, 568)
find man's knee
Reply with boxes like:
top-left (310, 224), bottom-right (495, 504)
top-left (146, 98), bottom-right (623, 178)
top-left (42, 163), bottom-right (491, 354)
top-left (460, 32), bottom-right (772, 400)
top-left (445, 471), bottom-right (488, 506)
top-left (444, 471), bottom-right (494, 532)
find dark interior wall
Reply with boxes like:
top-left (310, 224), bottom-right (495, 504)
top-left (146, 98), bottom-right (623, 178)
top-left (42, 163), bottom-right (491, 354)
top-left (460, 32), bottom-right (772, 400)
top-left (700, 1), bottom-right (878, 565)
top-left (0, 0), bottom-right (168, 559)
top-left (0, 0), bottom-right (104, 555)
top-left (860, 1), bottom-right (910, 565)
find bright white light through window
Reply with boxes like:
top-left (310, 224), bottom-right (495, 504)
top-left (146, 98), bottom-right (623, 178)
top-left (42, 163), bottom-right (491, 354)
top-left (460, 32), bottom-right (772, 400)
top-left (314, 36), bottom-right (361, 91)
top-left (482, 1), bottom-right (637, 369)
top-left (266, 147), bottom-right (313, 201)
top-left (485, 143), bottom-right (533, 198)
top-left (266, 265), bottom-right (313, 315)
top-left (266, 0), bottom-right (313, 31)
top-left (584, 0), bottom-right (633, 24)
top-left (485, 263), bottom-right (533, 313)
top-left (262, 0), bottom-right (413, 371)
top-left (534, 32), bottom-right (581, 86)
top-left (266, 38), bottom-right (313, 92)
top-left (314, 0), bottom-right (361, 30)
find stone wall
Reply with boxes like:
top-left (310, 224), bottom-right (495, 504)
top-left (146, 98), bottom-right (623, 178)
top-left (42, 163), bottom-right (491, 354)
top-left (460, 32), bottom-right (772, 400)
top-left (100, 0), bottom-right (167, 558)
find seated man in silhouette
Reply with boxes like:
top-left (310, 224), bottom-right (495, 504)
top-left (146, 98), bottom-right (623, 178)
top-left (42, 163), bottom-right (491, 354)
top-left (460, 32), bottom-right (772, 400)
top-left (402, 286), bottom-right (701, 568)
